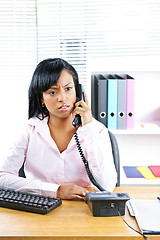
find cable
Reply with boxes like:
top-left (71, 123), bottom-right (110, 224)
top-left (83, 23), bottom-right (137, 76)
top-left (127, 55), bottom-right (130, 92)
top-left (73, 131), bottom-right (106, 191)
top-left (74, 129), bottom-right (151, 240)
top-left (116, 208), bottom-right (151, 240)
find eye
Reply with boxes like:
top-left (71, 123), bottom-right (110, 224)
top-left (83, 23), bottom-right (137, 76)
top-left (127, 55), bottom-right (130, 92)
top-left (49, 90), bottom-right (57, 95)
top-left (65, 87), bottom-right (72, 91)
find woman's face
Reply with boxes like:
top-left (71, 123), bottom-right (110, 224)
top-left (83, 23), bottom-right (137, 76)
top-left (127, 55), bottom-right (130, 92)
top-left (42, 69), bottom-right (77, 120)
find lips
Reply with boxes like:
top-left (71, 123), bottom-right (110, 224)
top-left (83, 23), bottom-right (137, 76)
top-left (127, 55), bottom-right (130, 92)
top-left (58, 104), bottom-right (70, 110)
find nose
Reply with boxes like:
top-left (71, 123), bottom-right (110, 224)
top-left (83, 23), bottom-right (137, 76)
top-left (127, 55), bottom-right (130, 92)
top-left (58, 88), bottom-right (66, 102)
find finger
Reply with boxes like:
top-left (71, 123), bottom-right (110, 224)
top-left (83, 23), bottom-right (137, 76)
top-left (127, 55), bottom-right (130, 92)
top-left (72, 194), bottom-right (85, 200)
top-left (75, 99), bottom-right (85, 108)
top-left (76, 195), bottom-right (85, 200)
top-left (71, 107), bottom-right (83, 119)
top-left (72, 192), bottom-right (87, 200)
top-left (83, 92), bottom-right (89, 105)
top-left (75, 187), bottom-right (88, 197)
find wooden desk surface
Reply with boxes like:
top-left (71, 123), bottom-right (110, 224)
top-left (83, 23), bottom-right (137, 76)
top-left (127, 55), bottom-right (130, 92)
top-left (0, 186), bottom-right (159, 240)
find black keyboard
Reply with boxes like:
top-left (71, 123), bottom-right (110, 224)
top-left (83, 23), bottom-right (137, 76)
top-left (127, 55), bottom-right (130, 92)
top-left (0, 189), bottom-right (62, 214)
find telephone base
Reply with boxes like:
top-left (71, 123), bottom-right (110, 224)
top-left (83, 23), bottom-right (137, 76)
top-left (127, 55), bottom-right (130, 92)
top-left (85, 191), bottom-right (130, 217)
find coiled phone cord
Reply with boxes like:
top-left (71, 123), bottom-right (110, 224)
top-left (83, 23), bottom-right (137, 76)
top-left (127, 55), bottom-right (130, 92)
top-left (74, 130), bottom-right (151, 240)
top-left (73, 131), bottom-right (106, 192)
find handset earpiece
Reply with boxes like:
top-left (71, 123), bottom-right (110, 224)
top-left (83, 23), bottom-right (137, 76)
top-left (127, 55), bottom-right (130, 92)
top-left (72, 84), bottom-right (84, 128)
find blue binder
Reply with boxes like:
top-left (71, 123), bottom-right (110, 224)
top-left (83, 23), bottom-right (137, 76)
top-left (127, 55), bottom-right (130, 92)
top-left (123, 166), bottom-right (144, 178)
top-left (107, 75), bottom-right (118, 129)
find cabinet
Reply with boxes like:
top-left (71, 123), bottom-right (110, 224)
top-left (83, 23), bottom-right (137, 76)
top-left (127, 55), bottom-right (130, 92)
top-left (87, 57), bottom-right (160, 185)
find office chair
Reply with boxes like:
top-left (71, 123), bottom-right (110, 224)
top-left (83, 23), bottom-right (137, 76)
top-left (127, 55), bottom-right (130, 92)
top-left (18, 162), bottom-right (25, 178)
top-left (108, 130), bottom-right (120, 186)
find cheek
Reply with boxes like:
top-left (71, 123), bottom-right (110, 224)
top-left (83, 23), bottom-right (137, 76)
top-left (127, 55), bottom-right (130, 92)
top-left (43, 96), bottom-right (56, 109)
top-left (71, 94), bottom-right (76, 105)
top-left (72, 89), bottom-right (77, 102)
top-left (45, 101), bottom-right (55, 109)
top-left (73, 95), bottom-right (76, 102)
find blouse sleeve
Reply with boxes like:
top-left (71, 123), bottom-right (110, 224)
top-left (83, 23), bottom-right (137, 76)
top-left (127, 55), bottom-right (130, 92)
top-left (0, 125), bottom-right (59, 197)
top-left (79, 119), bottom-right (117, 192)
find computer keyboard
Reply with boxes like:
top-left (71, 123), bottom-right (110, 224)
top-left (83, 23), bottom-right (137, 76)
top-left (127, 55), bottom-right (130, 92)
top-left (0, 189), bottom-right (62, 214)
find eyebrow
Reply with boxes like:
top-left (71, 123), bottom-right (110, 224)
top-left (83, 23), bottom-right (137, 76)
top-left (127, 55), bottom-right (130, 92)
top-left (50, 82), bottom-right (73, 89)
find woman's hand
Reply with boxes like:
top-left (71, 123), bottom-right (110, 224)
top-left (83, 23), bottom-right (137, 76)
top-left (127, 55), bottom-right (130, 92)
top-left (72, 92), bottom-right (92, 126)
top-left (57, 184), bottom-right (89, 200)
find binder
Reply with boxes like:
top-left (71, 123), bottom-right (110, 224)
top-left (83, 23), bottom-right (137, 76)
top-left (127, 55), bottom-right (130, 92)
top-left (115, 75), bottom-right (126, 129)
top-left (91, 74), bottom-right (97, 118)
top-left (128, 199), bottom-right (160, 235)
top-left (91, 74), bottom-right (96, 118)
top-left (123, 166), bottom-right (144, 178)
top-left (93, 74), bottom-right (108, 126)
top-left (124, 165), bottom-right (160, 179)
top-left (125, 75), bottom-right (135, 129)
top-left (136, 166), bottom-right (157, 179)
top-left (149, 165), bottom-right (160, 177)
top-left (107, 75), bottom-right (118, 129)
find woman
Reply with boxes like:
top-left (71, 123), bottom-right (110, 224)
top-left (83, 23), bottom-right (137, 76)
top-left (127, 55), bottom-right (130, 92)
top-left (0, 58), bottom-right (117, 200)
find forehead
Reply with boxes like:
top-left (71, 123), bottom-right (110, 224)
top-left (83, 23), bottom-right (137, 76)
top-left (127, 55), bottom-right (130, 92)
top-left (56, 69), bottom-right (74, 87)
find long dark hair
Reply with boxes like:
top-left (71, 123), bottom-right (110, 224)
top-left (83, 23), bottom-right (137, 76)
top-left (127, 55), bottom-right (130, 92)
top-left (28, 58), bottom-right (80, 119)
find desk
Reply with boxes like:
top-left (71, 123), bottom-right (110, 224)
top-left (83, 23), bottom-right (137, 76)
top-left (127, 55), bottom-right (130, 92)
top-left (0, 186), bottom-right (159, 240)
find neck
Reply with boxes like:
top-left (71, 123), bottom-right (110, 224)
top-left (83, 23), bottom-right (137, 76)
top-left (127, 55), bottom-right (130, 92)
top-left (48, 115), bottom-right (74, 131)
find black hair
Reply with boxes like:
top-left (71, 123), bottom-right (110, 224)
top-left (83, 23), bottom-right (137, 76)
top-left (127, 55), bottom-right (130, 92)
top-left (28, 58), bottom-right (80, 119)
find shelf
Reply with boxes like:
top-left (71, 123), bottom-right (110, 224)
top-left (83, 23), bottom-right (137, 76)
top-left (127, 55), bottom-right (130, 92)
top-left (120, 178), bottom-right (160, 186)
top-left (120, 170), bottom-right (160, 186)
top-left (111, 121), bottom-right (160, 135)
top-left (89, 68), bottom-right (160, 185)
top-left (111, 128), bottom-right (160, 135)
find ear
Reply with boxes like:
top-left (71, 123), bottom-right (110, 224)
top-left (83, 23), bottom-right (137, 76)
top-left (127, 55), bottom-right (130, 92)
top-left (41, 99), bottom-right (44, 104)
top-left (41, 97), bottom-right (45, 106)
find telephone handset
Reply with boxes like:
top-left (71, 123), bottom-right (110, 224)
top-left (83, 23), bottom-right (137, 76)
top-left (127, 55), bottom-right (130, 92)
top-left (72, 84), bottom-right (106, 191)
top-left (72, 84), bottom-right (85, 128)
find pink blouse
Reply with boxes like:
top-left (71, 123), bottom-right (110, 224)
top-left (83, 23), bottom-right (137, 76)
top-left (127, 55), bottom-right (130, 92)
top-left (0, 117), bottom-right (117, 197)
